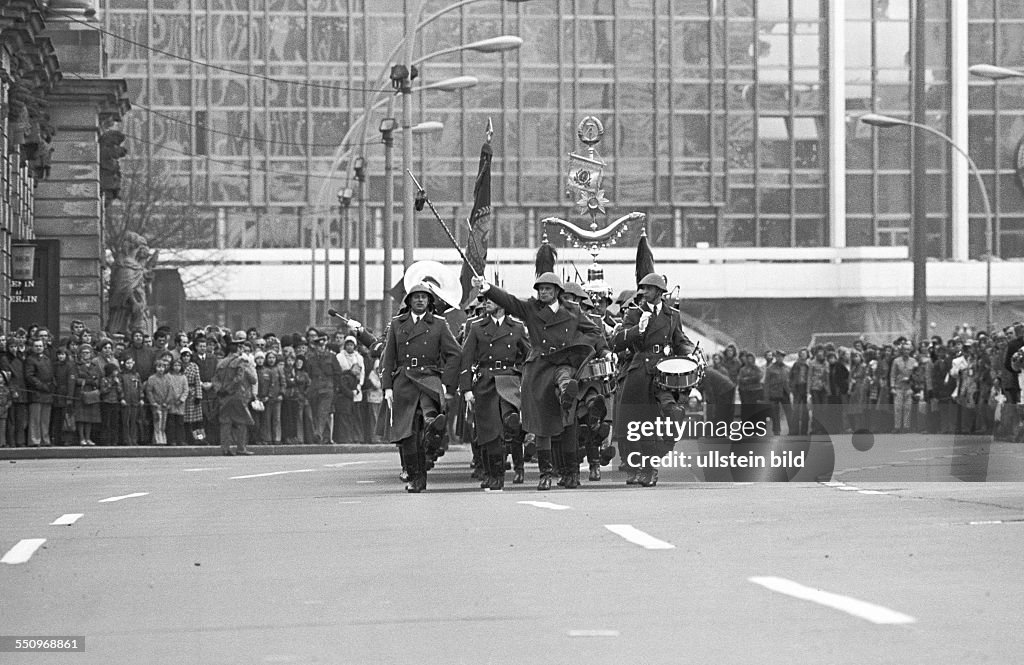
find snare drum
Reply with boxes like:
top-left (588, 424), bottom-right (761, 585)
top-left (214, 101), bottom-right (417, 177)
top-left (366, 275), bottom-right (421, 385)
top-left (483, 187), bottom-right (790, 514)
top-left (579, 357), bottom-right (616, 383)
top-left (654, 355), bottom-right (705, 391)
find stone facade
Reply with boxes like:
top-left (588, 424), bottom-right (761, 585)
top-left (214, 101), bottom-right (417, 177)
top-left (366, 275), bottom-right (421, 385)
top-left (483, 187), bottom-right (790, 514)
top-left (0, 1), bottom-right (129, 335)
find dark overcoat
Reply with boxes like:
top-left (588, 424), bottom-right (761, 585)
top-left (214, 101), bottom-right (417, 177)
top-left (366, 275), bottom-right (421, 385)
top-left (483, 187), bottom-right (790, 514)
top-left (380, 311), bottom-right (461, 442)
top-left (610, 302), bottom-right (693, 445)
top-left (483, 285), bottom-right (606, 437)
top-left (459, 315), bottom-right (530, 444)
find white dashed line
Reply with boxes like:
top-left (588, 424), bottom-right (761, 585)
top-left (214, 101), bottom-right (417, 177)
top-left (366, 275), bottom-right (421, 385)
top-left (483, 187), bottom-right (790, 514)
top-left (99, 492), bottom-right (150, 503)
top-left (749, 576), bottom-right (916, 625)
top-left (51, 514), bottom-right (83, 526)
top-left (230, 469), bottom-right (315, 480)
top-left (567, 629), bottom-right (620, 637)
top-left (184, 468), bottom-right (217, 472)
top-left (968, 519), bottom-right (1024, 525)
top-left (356, 480), bottom-right (376, 484)
top-left (604, 524), bottom-right (675, 550)
top-left (819, 481), bottom-right (890, 496)
top-left (323, 461), bottom-right (374, 468)
top-left (518, 501), bottom-right (571, 511)
top-left (1, 539), bottom-right (46, 564)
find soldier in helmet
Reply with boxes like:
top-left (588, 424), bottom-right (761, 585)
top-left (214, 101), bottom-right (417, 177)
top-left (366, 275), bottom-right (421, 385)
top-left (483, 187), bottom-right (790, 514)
top-left (380, 282), bottom-right (461, 493)
top-left (472, 272), bottom-right (609, 490)
top-left (610, 272), bottom-right (694, 487)
top-left (460, 296), bottom-right (531, 490)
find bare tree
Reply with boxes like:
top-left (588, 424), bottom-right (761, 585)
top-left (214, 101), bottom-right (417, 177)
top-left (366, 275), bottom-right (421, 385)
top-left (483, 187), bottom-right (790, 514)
top-left (105, 159), bottom-right (225, 303)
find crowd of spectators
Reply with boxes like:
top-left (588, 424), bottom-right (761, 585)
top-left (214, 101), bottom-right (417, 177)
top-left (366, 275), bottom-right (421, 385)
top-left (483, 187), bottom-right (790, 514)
top-left (709, 321), bottom-right (1024, 440)
top-left (3, 317), bottom-right (1023, 448)
top-left (0, 321), bottom-right (382, 448)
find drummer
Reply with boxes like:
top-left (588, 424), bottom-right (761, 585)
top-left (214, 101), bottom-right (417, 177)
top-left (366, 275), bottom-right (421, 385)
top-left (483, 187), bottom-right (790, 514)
top-left (610, 273), bottom-right (695, 487)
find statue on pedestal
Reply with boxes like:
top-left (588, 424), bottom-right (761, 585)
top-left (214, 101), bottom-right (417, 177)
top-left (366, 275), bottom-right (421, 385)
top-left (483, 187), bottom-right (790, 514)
top-left (107, 231), bottom-right (158, 334)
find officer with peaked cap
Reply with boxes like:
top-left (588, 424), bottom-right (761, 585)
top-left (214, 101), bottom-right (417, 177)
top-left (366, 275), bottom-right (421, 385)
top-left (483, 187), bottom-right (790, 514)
top-left (472, 271), bottom-right (609, 490)
top-left (381, 282), bottom-right (461, 492)
top-left (610, 272), bottom-right (694, 487)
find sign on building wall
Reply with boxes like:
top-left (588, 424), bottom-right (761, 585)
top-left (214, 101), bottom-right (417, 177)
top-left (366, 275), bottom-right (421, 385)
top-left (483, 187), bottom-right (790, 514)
top-left (11, 239), bottom-right (60, 333)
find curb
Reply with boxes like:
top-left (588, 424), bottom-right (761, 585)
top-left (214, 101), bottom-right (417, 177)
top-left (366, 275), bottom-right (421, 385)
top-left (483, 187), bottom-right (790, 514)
top-left (0, 443), bottom-right (474, 460)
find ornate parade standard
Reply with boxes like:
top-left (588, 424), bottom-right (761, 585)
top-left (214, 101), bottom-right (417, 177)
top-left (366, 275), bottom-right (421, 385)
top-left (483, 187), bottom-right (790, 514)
top-left (540, 116), bottom-right (645, 286)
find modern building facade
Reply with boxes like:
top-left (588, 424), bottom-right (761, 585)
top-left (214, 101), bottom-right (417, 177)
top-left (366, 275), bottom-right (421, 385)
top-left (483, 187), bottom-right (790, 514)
top-left (103, 0), bottom-right (1024, 348)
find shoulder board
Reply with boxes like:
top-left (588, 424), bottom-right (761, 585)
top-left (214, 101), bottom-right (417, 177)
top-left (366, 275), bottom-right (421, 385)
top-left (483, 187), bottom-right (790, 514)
top-left (509, 315), bottom-right (525, 325)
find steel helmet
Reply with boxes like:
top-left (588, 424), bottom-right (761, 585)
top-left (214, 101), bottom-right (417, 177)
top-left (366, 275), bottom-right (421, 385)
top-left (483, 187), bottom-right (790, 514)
top-left (404, 282), bottom-right (437, 305)
top-left (562, 282), bottom-right (587, 299)
top-left (533, 272), bottom-right (564, 291)
top-left (637, 273), bottom-right (668, 292)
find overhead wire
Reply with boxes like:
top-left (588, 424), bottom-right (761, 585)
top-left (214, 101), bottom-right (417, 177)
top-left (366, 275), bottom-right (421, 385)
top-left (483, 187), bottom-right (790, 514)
top-left (53, 9), bottom-right (381, 94)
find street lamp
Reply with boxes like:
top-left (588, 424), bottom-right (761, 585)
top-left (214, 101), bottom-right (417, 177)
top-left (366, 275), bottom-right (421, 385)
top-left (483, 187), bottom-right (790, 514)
top-left (399, 0), bottom-right (529, 273)
top-left (860, 113), bottom-right (994, 334)
top-left (337, 187), bottom-right (354, 315)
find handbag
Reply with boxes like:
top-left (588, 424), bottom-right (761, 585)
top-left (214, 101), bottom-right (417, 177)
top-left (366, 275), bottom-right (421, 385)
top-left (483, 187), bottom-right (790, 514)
top-left (250, 398), bottom-right (265, 412)
top-left (82, 389), bottom-right (101, 405)
top-left (63, 410), bottom-right (76, 432)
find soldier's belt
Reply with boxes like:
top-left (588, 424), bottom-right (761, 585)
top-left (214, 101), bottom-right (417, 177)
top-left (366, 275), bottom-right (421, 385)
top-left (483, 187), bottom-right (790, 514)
top-left (480, 360), bottom-right (513, 371)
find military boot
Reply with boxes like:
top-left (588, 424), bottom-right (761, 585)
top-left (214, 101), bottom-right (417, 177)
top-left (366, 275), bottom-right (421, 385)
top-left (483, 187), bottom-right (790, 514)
top-left (536, 449), bottom-right (554, 491)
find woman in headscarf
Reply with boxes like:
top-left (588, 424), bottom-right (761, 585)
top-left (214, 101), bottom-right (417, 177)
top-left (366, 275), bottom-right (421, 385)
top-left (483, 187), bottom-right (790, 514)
top-left (333, 335), bottom-right (364, 443)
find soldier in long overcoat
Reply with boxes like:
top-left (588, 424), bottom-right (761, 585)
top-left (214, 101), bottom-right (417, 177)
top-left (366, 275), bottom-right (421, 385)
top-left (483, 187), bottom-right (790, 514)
top-left (473, 272), bottom-right (608, 490)
top-left (610, 273), bottom-right (694, 487)
top-left (460, 297), bottom-right (530, 490)
top-left (380, 283), bottom-right (461, 493)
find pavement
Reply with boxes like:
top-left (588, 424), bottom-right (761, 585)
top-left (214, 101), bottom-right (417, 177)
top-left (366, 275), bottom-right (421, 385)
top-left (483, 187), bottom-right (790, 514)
top-left (2, 442), bottom-right (1024, 664)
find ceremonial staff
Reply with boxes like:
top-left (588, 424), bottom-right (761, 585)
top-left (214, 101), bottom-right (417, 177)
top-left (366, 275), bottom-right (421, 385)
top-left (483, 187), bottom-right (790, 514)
top-left (406, 170), bottom-right (480, 279)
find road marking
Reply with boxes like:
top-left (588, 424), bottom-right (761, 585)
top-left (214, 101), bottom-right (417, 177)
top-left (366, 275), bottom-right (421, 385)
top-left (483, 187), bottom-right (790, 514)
top-left (857, 490), bottom-right (890, 495)
top-left (567, 629), bottom-right (620, 637)
top-left (99, 492), bottom-right (150, 503)
top-left (1, 539), bottom-right (46, 564)
top-left (900, 446), bottom-right (952, 453)
top-left (338, 501), bottom-right (362, 504)
top-left (968, 518), bottom-right (1024, 525)
top-left (749, 576), bottom-right (916, 625)
top-left (230, 469), bottom-right (315, 480)
top-left (184, 467), bottom-right (217, 472)
top-left (51, 514), bottom-right (83, 526)
top-left (604, 524), bottom-right (675, 550)
top-left (518, 501), bottom-right (571, 511)
top-left (323, 461), bottom-right (374, 468)
top-left (356, 480), bottom-right (376, 484)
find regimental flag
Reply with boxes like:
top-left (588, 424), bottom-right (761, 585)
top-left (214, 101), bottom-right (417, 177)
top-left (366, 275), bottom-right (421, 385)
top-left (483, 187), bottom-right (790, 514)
top-left (459, 139), bottom-right (492, 308)
top-left (535, 242), bottom-right (557, 276)
top-left (635, 229), bottom-right (656, 286)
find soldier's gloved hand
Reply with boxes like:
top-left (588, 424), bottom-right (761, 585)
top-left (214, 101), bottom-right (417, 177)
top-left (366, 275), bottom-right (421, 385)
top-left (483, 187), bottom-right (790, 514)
top-left (471, 276), bottom-right (490, 292)
top-left (464, 391), bottom-right (475, 408)
top-left (639, 311), bottom-right (652, 333)
top-left (384, 389), bottom-right (394, 409)
top-left (347, 319), bottom-right (362, 331)
top-left (601, 350), bottom-right (613, 360)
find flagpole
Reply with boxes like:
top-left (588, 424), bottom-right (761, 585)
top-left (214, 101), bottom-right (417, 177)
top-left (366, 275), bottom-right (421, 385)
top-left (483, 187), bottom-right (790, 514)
top-left (407, 169), bottom-right (480, 278)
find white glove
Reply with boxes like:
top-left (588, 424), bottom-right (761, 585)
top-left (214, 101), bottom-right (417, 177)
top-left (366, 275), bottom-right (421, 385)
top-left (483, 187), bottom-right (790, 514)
top-left (347, 319), bottom-right (363, 331)
top-left (639, 311), bottom-right (652, 333)
top-left (464, 391), bottom-right (475, 408)
top-left (384, 388), bottom-right (393, 409)
top-left (471, 276), bottom-right (490, 292)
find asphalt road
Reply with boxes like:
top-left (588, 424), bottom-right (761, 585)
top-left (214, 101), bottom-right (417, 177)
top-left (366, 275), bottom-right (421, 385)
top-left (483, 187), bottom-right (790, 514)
top-left (2, 442), bottom-right (1023, 665)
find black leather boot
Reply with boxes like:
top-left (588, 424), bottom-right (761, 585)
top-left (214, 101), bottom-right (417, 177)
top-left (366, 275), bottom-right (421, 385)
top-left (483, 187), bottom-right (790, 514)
top-left (488, 452), bottom-right (505, 491)
top-left (405, 450), bottom-right (421, 493)
top-left (589, 463), bottom-right (601, 481)
top-left (536, 449), bottom-right (553, 491)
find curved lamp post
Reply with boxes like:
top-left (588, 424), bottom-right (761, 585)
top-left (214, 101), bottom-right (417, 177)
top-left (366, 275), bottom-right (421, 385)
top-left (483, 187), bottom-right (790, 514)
top-left (860, 113), bottom-right (994, 333)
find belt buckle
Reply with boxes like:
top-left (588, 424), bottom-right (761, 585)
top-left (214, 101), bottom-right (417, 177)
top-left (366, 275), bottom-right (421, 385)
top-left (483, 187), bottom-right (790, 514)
top-left (410, 357), bottom-right (418, 367)
top-left (548, 346), bottom-right (556, 354)
top-left (653, 344), bottom-right (661, 354)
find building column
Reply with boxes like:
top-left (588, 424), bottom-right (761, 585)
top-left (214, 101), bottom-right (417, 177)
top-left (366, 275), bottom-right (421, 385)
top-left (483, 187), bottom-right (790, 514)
top-left (33, 78), bottom-right (129, 334)
top-left (950, 0), bottom-right (969, 261)
top-left (828, 0), bottom-right (847, 249)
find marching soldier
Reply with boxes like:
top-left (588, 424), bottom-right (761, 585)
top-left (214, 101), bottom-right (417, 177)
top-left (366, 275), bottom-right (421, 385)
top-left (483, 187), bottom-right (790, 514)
top-left (610, 273), bottom-right (694, 487)
top-left (472, 272), bottom-right (609, 490)
top-left (381, 283), bottom-right (461, 493)
top-left (460, 298), bottom-right (530, 490)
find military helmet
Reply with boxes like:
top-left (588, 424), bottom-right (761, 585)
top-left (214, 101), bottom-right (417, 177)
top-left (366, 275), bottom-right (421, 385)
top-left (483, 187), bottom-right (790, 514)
top-left (533, 272), bottom-right (564, 291)
top-left (404, 281), bottom-right (437, 305)
top-left (638, 273), bottom-right (668, 292)
top-left (561, 282), bottom-right (587, 300)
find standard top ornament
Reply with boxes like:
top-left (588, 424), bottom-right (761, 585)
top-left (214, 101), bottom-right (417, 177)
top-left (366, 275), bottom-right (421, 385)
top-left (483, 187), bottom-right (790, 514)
top-left (577, 116), bottom-right (604, 146)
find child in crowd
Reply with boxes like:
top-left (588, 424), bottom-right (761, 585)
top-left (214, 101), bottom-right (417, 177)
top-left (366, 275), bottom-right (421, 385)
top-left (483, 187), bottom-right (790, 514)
top-left (293, 355), bottom-right (312, 444)
top-left (166, 358), bottom-right (189, 446)
top-left (144, 358), bottom-right (172, 445)
top-left (100, 364), bottom-right (123, 445)
top-left (120, 356), bottom-right (143, 446)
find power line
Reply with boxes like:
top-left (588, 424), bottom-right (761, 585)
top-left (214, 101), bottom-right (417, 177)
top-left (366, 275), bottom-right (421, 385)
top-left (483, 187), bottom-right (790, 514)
top-left (122, 132), bottom-right (346, 181)
top-left (53, 9), bottom-right (382, 95)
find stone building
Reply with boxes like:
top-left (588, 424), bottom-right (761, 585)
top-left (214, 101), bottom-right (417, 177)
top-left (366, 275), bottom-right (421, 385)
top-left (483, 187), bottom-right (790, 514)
top-left (1, 0), bottom-right (129, 335)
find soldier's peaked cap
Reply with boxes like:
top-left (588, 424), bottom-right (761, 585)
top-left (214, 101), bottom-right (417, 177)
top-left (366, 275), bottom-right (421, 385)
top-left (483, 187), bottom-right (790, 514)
top-left (533, 272), bottom-right (564, 291)
top-left (638, 273), bottom-right (668, 291)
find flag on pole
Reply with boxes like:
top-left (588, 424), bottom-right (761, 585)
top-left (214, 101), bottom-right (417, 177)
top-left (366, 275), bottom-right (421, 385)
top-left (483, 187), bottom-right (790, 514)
top-left (459, 122), bottom-right (493, 308)
top-left (635, 227), bottom-right (655, 286)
